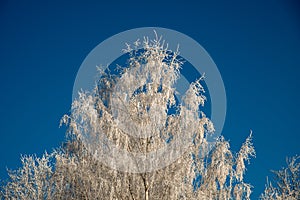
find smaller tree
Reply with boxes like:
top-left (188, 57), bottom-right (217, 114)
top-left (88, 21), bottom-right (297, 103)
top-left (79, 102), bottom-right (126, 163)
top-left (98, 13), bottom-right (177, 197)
top-left (1, 153), bottom-right (54, 199)
top-left (260, 156), bottom-right (300, 200)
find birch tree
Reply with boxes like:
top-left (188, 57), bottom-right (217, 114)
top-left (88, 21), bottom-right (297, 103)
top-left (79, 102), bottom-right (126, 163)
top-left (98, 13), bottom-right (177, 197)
top-left (1, 34), bottom-right (255, 200)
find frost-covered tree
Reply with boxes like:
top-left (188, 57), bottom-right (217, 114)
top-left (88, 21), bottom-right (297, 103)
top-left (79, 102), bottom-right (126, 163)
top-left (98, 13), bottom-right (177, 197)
top-left (1, 34), bottom-right (255, 200)
top-left (260, 156), bottom-right (300, 200)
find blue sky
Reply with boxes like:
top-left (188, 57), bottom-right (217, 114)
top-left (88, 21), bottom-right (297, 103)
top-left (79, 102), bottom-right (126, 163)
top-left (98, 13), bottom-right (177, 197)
top-left (0, 0), bottom-right (299, 198)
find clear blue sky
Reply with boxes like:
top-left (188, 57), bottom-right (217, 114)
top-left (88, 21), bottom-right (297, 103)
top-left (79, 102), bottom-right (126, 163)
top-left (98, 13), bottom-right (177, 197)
top-left (0, 0), bottom-right (299, 198)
